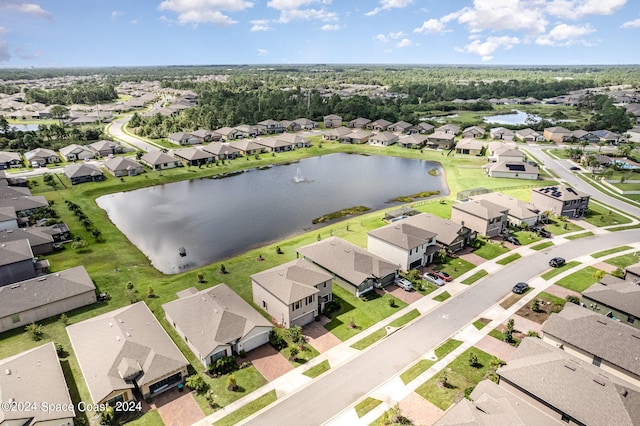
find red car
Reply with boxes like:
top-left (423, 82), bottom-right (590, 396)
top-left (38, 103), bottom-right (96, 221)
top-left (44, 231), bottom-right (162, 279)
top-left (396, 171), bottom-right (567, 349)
top-left (433, 270), bottom-right (452, 282)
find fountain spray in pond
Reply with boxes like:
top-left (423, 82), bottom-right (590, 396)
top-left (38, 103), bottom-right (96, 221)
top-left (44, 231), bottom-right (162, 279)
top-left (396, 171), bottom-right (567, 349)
top-left (292, 165), bottom-right (311, 183)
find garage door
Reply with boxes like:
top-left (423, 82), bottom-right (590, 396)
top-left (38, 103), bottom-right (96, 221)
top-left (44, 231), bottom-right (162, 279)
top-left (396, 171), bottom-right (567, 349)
top-left (409, 259), bottom-right (422, 269)
top-left (242, 330), bottom-right (270, 352)
top-left (291, 311), bottom-right (315, 327)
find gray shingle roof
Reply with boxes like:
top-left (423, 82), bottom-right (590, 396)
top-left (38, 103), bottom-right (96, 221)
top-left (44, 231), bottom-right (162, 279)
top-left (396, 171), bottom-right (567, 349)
top-left (470, 193), bottom-right (540, 221)
top-left (104, 156), bottom-right (142, 172)
top-left (0, 226), bottom-right (54, 247)
top-left (140, 150), bottom-right (178, 166)
top-left (453, 199), bottom-right (508, 220)
top-left (368, 217), bottom-right (436, 250)
top-left (64, 163), bottom-right (103, 179)
top-left (0, 195), bottom-right (48, 213)
top-left (173, 147), bottom-right (213, 161)
top-left (583, 279), bottom-right (640, 318)
top-left (0, 239), bottom-right (33, 267)
top-left (251, 258), bottom-right (330, 305)
top-left (533, 185), bottom-right (589, 202)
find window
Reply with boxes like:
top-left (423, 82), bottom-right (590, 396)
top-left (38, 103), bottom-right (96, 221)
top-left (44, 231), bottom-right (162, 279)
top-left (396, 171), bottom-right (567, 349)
top-left (293, 301), bottom-right (301, 310)
top-left (11, 314), bottom-right (20, 323)
top-left (593, 356), bottom-right (601, 367)
top-left (323, 282), bottom-right (326, 288)
top-left (306, 295), bottom-right (313, 305)
top-left (628, 315), bottom-right (636, 324)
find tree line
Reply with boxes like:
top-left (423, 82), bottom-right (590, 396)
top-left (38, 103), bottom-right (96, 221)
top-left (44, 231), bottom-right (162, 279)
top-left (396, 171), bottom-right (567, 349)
top-left (23, 83), bottom-right (118, 106)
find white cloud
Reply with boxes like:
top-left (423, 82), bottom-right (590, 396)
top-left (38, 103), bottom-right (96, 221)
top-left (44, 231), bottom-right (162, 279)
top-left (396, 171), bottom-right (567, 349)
top-left (546, 0), bottom-right (627, 20)
top-left (250, 19), bottom-right (273, 31)
top-left (4, 2), bottom-right (52, 19)
top-left (158, 0), bottom-right (253, 26)
top-left (267, 0), bottom-right (317, 9)
top-left (456, 0), bottom-right (547, 35)
top-left (413, 18), bottom-right (447, 34)
top-left (130, 19), bottom-right (138, 25)
top-left (321, 24), bottom-right (340, 31)
top-left (621, 18), bottom-right (640, 28)
top-left (366, 0), bottom-right (414, 16)
top-left (397, 38), bottom-right (412, 47)
top-left (536, 23), bottom-right (594, 45)
top-left (389, 31), bottom-right (405, 39)
top-left (277, 8), bottom-right (336, 23)
top-left (14, 47), bottom-right (43, 60)
top-left (460, 35), bottom-right (520, 61)
top-left (374, 34), bottom-right (389, 43)
top-left (257, 48), bottom-right (269, 56)
top-left (111, 10), bottom-right (124, 20)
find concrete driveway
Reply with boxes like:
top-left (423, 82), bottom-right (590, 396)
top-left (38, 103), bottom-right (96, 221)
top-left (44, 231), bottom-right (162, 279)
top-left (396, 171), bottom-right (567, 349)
top-left (241, 343), bottom-right (294, 382)
top-left (304, 319), bottom-right (341, 353)
top-left (399, 392), bottom-right (444, 426)
top-left (377, 284), bottom-right (423, 304)
top-left (146, 387), bottom-right (205, 426)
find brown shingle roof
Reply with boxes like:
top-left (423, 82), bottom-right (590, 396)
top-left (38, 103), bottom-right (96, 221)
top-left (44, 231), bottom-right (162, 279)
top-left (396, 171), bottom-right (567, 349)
top-left (251, 258), bottom-right (330, 304)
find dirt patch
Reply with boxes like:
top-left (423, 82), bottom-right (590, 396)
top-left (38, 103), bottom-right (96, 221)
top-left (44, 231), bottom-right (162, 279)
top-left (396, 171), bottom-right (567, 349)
top-left (515, 297), bottom-right (562, 324)
top-left (500, 293), bottom-right (525, 310)
top-left (477, 318), bottom-right (491, 326)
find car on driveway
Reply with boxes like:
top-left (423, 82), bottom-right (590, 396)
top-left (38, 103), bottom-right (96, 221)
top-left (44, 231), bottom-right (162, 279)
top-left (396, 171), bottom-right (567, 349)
top-left (395, 277), bottom-right (413, 292)
top-left (423, 273), bottom-right (445, 286)
top-left (505, 235), bottom-right (521, 245)
top-left (512, 282), bottom-right (529, 294)
top-left (531, 227), bottom-right (551, 238)
top-left (549, 257), bottom-right (566, 268)
top-left (433, 270), bottom-right (452, 282)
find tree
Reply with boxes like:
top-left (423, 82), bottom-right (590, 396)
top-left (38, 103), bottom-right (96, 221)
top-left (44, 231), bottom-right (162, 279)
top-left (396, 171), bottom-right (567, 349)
top-left (531, 299), bottom-right (542, 312)
top-left (289, 346), bottom-right (299, 361)
top-left (504, 318), bottom-right (515, 343)
top-left (185, 374), bottom-right (208, 393)
top-left (468, 352), bottom-right (478, 367)
top-left (219, 264), bottom-right (227, 274)
top-left (286, 325), bottom-right (305, 344)
top-left (227, 374), bottom-right (238, 391)
top-left (100, 405), bottom-right (115, 425)
top-left (50, 105), bottom-right (69, 125)
top-left (439, 370), bottom-right (449, 388)
top-left (25, 323), bottom-right (44, 341)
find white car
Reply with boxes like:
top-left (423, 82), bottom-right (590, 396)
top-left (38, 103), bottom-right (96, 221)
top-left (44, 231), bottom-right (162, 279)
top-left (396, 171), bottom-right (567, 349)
top-left (395, 278), bottom-right (413, 292)
top-left (423, 272), bottom-right (445, 286)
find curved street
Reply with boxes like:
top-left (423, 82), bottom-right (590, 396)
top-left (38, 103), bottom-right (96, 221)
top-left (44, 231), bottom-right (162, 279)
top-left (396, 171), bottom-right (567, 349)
top-left (106, 115), bottom-right (160, 153)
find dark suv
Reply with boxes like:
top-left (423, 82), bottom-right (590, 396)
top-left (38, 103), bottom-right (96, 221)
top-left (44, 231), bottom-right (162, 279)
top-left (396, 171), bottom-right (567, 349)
top-left (512, 282), bottom-right (529, 294)
top-left (549, 257), bottom-right (566, 268)
top-left (532, 227), bottom-right (551, 238)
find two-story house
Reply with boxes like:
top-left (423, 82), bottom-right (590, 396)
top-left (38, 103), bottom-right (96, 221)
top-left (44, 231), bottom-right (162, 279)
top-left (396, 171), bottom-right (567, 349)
top-left (451, 199), bottom-right (509, 237)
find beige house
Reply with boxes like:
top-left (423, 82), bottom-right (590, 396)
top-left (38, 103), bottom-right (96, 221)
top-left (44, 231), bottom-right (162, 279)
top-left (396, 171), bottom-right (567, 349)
top-left (104, 157), bottom-right (144, 177)
top-left (397, 134), bottom-right (427, 149)
top-left (483, 161), bottom-right (539, 180)
top-left (367, 215), bottom-right (439, 271)
top-left (59, 143), bottom-right (95, 161)
top-left (0, 343), bottom-right (75, 426)
top-left (451, 199), bottom-right (508, 237)
top-left (297, 237), bottom-right (398, 297)
top-left (426, 131), bottom-right (456, 149)
top-left (323, 114), bottom-right (343, 128)
top-left (530, 185), bottom-right (590, 218)
top-left (140, 150), bottom-right (181, 170)
top-left (163, 284), bottom-right (272, 367)
top-left (322, 126), bottom-right (351, 141)
top-left (252, 258), bottom-right (333, 328)
top-left (470, 192), bottom-right (542, 227)
top-left (368, 131), bottom-right (398, 146)
top-left (454, 138), bottom-right (484, 155)
top-left (543, 126), bottom-right (572, 143)
top-left (67, 302), bottom-right (189, 405)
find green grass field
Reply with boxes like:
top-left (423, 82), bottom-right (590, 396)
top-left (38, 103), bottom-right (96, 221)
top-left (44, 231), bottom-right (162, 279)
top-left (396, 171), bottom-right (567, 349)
top-left (214, 390), bottom-right (277, 426)
top-left (605, 252), bottom-right (640, 268)
top-left (400, 339), bottom-right (463, 385)
top-left (496, 253), bottom-right (522, 265)
top-left (555, 266), bottom-right (604, 293)
top-left (462, 270), bottom-right (488, 285)
top-left (541, 261), bottom-right (581, 280)
top-left (592, 246), bottom-right (633, 258)
top-left (303, 360), bottom-right (331, 378)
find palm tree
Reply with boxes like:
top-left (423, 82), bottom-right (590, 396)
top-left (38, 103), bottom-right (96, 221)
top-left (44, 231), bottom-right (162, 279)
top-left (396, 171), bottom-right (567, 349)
top-left (597, 140), bottom-right (605, 152)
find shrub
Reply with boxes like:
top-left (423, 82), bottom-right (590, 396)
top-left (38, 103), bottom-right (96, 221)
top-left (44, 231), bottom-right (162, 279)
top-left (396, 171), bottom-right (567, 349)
top-left (530, 299), bottom-right (542, 312)
top-left (126, 282), bottom-right (134, 290)
top-left (208, 356), bottom-right (237, 375)
top-left (59, 313), bottom-right (69, 326)
top-left (612, 267), bottom-right (625, 278)
top-left (239, 350), bottom-right (247, 358)
top-left (323, 300), bottom-right (340, 315)
top-left (566, 295), bottom-right (581, 305)
top-left (269, 330), bottom-right (287, 350)
top-left (55, 343), bottom-right (66, 357)
top-left (468, 352), bottom-right (478, 367)
top-left (25, 323), bottom-right (44, 341)
top-left (227, 374), bottom-right (238, 391)
top-left (219, 264), bottom-right (227, 274)
top-left (287, 325), bottom-right (305, 344)
top-left (527, 330), bottom-right (539, 337)
top-left (197, 273), bottom-right (205, 283)
top-left (289, 347), bottom-right (299, 361)
top-left (185, 374), bottom-right (208, 393)
top-left (388, 298), bottom-right (396, 307)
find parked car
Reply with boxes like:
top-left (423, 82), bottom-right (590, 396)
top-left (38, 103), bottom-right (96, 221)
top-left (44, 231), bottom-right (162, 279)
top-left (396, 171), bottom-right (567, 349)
top-left (531, 227), bottom-right (551, 238)
top-left (433, 270), bottom-right (452, 282)
top-left (423, 273), bottom-right (445, 287)
top-left (549, 257), bottom-right (566, 268)
top-left (512, 282), bottom-right (529, 294)
top-left (570, 166), bottom-right (581, 171)
top-left (395, 277), bottom-right (413, 292)
top-left (505, 235), bottom-right (521, 245)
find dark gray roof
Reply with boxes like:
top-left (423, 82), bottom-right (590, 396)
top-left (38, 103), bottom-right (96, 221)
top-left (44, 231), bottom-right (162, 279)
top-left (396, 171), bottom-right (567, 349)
top-left (0, 266), bottom-right (95, 317)
top-left (202, 142), bottom-right (240, 156)
top-left (173, 147), bottom-right (213, 161)
top-left (0, 185), bottom-right (31, 199)
top-left (498, 337), bottom-right (640, 426)
top-left (64, 163), bottom-right (103, 179)
top-left (583, 279), bottom-right (640, 318)
top-left (533, 185), bottom-right (589, 202)
top-left (104, 156), bottom-right (142, 172)
top-left (0, 239), bottom-right (33, 266)
top-left (0, 226), bottom-right (54, 247)
top-left (471, 193), bottom-right (540, 221)
top-left (251, 258), bottom-right (330, 304)
top-left (0, 195), bottom-right (48, 213)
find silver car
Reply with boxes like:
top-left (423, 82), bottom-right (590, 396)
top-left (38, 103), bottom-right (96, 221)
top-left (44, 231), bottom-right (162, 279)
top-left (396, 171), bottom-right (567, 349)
top-left (423, 272), bottom-right (445, 286)
top-left (395, 278), bottom-right (413, 291)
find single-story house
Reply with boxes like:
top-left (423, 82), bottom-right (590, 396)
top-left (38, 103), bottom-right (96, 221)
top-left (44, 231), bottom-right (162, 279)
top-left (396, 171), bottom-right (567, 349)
top-left (488, 146), bottom-right (526, 163)
top-left (252, 258), bottom-right (333, 328)
top-left (64, 163), bottom-right (104, 185)
top-left (593, 130), bottom-right (621, 144)
top-left (462, 126), bottom-right (486, 139)
top-left (627, 126), bottom-right (640, 143)
top-left (426, 131), bottom-right (456, 149)
top-left (530, 185), bottom-right (590, 218)
top-left (582, 275), bottom-right (640, 329)
top-left (367, 215), bottom-right (439, 271)
top-left (167, 131), bottom-right (199, 146)
top-left (0, 206), bottom-right (18, 231)
top-left (191, 129), bottom-right (215, 143)
top-left (340, 130), bottom-right (373, 144)
top-left (515, 128), bottom-right (544, 142)
top-left (581, 153), bottom-right (612, 168)
top-left (368, 131), bottom-right (398, 146)
top-left (172, 147), bottom-right (214, 166)
top-left (59, 144), bottom-right (94, 161)
top-left (0, 151), bottom-right (23, 169)
top-left (410, 122), bottom-right (435, 134)
top-left (0, 184), bottom-right (30, 200)
top-left (571, 130), bottom-right (600, 143)
top-left (322, 126), bottom-right (351, 141)
top-left (202, 142), bottom-right (240, 160)
top-left (366, 119), bottom-right (392, 131)
top-left (470, 192), bottom-right (542, 227)
top-left (0, 266), bottom-right (96, 333)
top-left (0, 343), bottom-right (76, 425)
top-left (543, 126), bottom-right (572, 143)
top-left (140, 150), bottom-right (181, 170)
top-left (235, 124), bottom-right (263, 138)
top-left (397, 134), bottom-right (427, 149)
top-left (67, 302), bottom-right (189, 405)
top-left (489, 127), bottom-right (515, 141)
top-left (348, 117), bottom-right (372, 128)
top-left (542, 303), bottom-right (640, 387)
top-left (293, 118), bottom-right (317, 130)
top-left (0, 226), bottom-right (55, 255)
top-left (89, 140), bottom-right (123, 157)
top-left (436, 124), bottom-right (460, 135)
top-left (483, 161), bottom-right (539, 180)
top-left (0, 239), bottom-right (37, 287)
top-left (323, 114), bottom-right (343, 128)
top-left (163, 284), bottom-right (272, 367)
top-left (279, 120), bottom-right (301, 132)
top-left (104, 157), bottom-right (144, 177)
top-left (497, 337), bottom-right (640, 426)
top-left (297, 237), bottom-right (398, 297)
top-left (455, 138), bottom-right (484, 155)
top-left (451, 199), bottom-right (509, 237)
top-left (215, 127), bottom-right (240, 141)
top-left (387, 121), bottom-right (413, 133)
top-left (276, 133), bottom-right (311, 148)
top-left (0, 195), bottom-right (48, 222)
top-left (232, 140), bottom-right (266, 156)
top-left (24, 148), bottom-right (60, 166)
top-left (254, 138), bottom-right (293, 152)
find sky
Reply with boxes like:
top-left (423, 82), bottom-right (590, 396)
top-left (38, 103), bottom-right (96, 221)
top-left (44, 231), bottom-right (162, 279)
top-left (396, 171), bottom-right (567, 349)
top-left (0, 0), bottom-right (639, 68)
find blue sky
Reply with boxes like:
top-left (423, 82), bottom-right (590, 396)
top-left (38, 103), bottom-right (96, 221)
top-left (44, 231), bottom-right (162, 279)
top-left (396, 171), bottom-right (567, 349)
top-left (0, 0), bottom-right (639, 67)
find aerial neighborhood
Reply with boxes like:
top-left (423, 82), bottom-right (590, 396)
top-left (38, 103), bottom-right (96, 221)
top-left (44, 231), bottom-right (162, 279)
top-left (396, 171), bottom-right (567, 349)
top-left (1, 65), bottom-right (640, 426)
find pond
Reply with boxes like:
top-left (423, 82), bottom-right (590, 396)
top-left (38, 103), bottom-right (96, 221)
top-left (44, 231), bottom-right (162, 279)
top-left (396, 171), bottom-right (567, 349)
top-left (482, 110), bottom-right (540, 125)
top-left (97, 153), bottom-right (448, 274)
top-left (1, 123), bottom-right (40, 132)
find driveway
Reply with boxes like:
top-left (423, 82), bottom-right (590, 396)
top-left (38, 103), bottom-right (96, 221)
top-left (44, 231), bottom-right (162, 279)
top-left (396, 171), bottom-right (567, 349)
top-left (304, 319), bottom-right (341, 353)
top-left (474, 335), bottom-right (517, 362)
top-left (377, 284), bottom-right (423, 304)
top-left (456, 248), bottom-right (488, 266)
top-left (544, 284), bottom-right (582, 300)
top-left (240, 343), bottom-right (294, 382)
top-left (399, 392), bottom-right (444, 425)
top-left (146, 387), bottom-right (205, 426)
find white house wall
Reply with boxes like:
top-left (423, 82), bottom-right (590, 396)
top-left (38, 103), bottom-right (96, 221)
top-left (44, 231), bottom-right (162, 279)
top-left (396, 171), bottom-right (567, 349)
top-left (367, 235), bottom-right (409, 270)
top-left (238, 326), bottom-right (271, 353)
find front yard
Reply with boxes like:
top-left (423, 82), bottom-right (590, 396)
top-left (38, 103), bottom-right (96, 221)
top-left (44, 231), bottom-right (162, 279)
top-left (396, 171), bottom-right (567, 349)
top-left (582, 203), bottom-right (632, 227)
top-left (555, 266), bottom-right (604, 293)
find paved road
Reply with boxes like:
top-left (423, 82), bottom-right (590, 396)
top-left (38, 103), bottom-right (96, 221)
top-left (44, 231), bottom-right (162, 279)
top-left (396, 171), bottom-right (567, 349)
top-left (245, 230), bottom-right (640, 426)
top-left (106, 115), bottom-right (159, 153)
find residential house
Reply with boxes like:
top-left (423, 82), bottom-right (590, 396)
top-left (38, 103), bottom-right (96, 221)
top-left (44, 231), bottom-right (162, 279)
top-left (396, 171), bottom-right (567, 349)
top-left (140, 150), bottom-right (181, 170)
top-left (435, 380), bottom-right (563, 426)
top-left (0, 151), bottom-right (23, 169)
top-left (167, 131), bottom-right (199, 146)
top-left (489, 127), bottom-right (515, 141)
top-left (455, 138), bottom-right (484, 155)
top-left (322, 126), bottom-right (351, 141)
top-left (293, 118), bottom-right (317, 130)
top-left (254, 138), bottom-right (293, 152)
top-left (543, 126), bottom-right (572, 143)
top-left (451, 199), bottom-right (508, 237)
top-left (278, 120), bottom-right (300, 132)
top-left (426, 131), bottom-right (456, 149)
top-left (0, 239), bottom-right (37, 286)
top-left (59, 144), bottom-right (94, 161)
top-left (104, 157), bottom-right (144, 177)
top-left (39, 222), bottom-right (71, 243)
top-left (340, 130), bottom-right (372, 144)
top-left (497, 337), bottom-right (640, 426)
top-left (215, 126), bottom-right (240, 141)
top-left (367, 215), bottom-right (439, 271)
top-left (67, 302), bottom-right (189, 405)
top-left (235, 124), bottom-right (263, 138)
top-left (173, 147), bottom-right (214, 166)
top-left (202, 142), bottom-right (240, 160)
top-left (89, 140), bottom-right (123, 157)
top-left (581, 153), bottom-right (612, 168)
top-left (251, 258), bottom-right (333, 328)
top-left (0, 266), bottom-right (96, 333)
top-left (258, 119), bottom-right (284, 133)
top-left (515, 128), bottom-right (545, 142)
top-left (368, 131), bottom-right (398, 146)
top-left (0, 227), bottom-right (55, 255)
top-left (190, 129), bottom-right (214, 143)
top-left (276, 133), bottom-right (311, 148)
top-left (0, 207), bottom-right (18, 231)
top-left (387, 121), bottom-right (413, 133)
top-left (470, 192), bottom-right (542, 227)
top-left (232, 140), bottom-right (265, 156)
top-left (64, 163), bottom-right (104, 185)
top-left (163, 284), bottom-right (272, 367)
top-left (323, 114), bottom-right (343, 128)
top-left (0, 195), bottom-right (48, 224)
top-left (366, 119), bottom-right (392, 131)
top-left (348, 117), bottom-right (371, 129)
top-left (593, 130), bottom-right (622, 144)
top-left (626, 263), bottom-right (640, 281)
top-left (0, 169), bottom-right (27, 187)
top-left (296, 237), bottom-right (398, 297)
top-left (530, 185), bottom-right (590, 218)
top-left (542, 303), bottom-right (640, 387)
top-left (571, 130), bottom-right (600, 143)
top-left (462, 126), bottom-right (486, 139)
top-left (0, 343), bottom-right (76, 425)
top-left (436, 124), bottom-right (460, 135)
top-left (627, 126), bottom-right (640, 143)
top-left (397, 134), bottom-right (428, 149)
top-left (383, 207), bottom-right (420, 222)
top-left (407, 213), bottom-right (476, 252)
top-left (24, 148), bottom-right (60, 166)
top-left (483, 161), bottom-right (540, 180)
top-left (582, 275), bottom-right (640, 329)
top-left (411, 122), bottom-right (435, 134)
top-left (488, 145), bottom-right (526, 163)
top-left (0, 184), bottom-right (30, 200)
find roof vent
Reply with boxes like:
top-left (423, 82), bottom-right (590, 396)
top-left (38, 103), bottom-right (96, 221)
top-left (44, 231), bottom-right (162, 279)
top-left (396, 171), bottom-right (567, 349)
top-left (108, 322), bottom-right (113, 327)
top-left (620, 388), bottom-right (629, 397)
top-left (38, 277), bottom-right (46, 281)
top-left (564, 363), bottom-right (576, 371)
top-left (4, 369), bottom-right (10, 375)
top-left (597, 319), bottom-right (608, 325)
top-left (116, 335), bottom-right (121, 341)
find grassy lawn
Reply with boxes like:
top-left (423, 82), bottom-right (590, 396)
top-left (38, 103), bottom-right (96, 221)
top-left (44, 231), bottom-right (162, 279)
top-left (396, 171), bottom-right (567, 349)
top-left (303, 360), bottom-right (331, 378)
top-left (488, 328), bottom-right (520, 347)
top-left (473, 319), bottom-right (489, 330)
top-left (273, 327), bottom-right (320, 367)
top-left (565, 231), bottom-right (594, 240)
top-left (545, 218), bottom-right (584, 235)
top-left (324, 286), bottom-right (406, 341)
top-left (592, 246), bottom-right (633, 258)
top-left (214, 390), bottom-right (277, 426)
top-left (433, 291), bottom-right (451, 302)
top-left (541, 261), bottom-right (581, 280)
top-left (582, 203), bottom-right (632, 227)
top-left (127, 410), bottom-right (165, 426)
top-left (415, 347), bottom-right (495, 410)
top-left (390, 309), bottom-right (421, 327)
top-left (537, 291), bottom-right (568, 308)
top-left (496, 253), bottom-right (521, 265)
top-left (555, 266), bottom-right (604, 293)
top-left (355, 397), bottom-right (383, 418)
top-left (462, 270), bottom-right (487, 285)
top-left (605, 252), bottom-right (640, 268)
top-left (472, 238), bottom-right (509, 260)
top-left (512, 230), bottom-right (542, 245)
top-left (432, 256), bottom-right (477, 279)
top-left (400, 339), bottom-right (463, 385)
top-left (351, 328), bottom-right (388, 350)
top-left (531, 241), bottom-right (554, 250)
